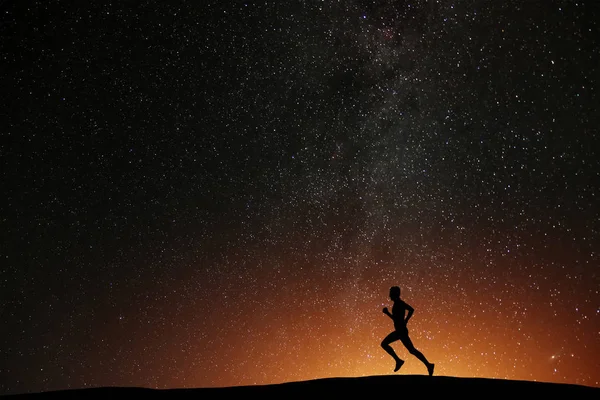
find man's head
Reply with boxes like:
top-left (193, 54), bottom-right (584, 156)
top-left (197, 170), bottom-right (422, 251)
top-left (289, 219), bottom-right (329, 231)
top-left (389, 286), bottom-right (401, 300)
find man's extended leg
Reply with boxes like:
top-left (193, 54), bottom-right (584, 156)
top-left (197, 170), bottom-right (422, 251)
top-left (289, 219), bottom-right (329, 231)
top-left (400, 334), bottom-right (434, 376)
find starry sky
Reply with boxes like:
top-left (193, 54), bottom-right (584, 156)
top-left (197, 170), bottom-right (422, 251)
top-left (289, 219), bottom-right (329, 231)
top-left (1, 0), bottom-right (599, 395)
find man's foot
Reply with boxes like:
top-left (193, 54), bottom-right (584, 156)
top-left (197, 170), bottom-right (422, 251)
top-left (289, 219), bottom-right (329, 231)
top-left (427, 363), bottom-right (435, 376)
top-left (394, 359), bottom-right (405, 372)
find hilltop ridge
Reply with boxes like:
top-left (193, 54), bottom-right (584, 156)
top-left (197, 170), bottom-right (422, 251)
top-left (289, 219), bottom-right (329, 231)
top-left (4, 375), bottom-right (598, 398)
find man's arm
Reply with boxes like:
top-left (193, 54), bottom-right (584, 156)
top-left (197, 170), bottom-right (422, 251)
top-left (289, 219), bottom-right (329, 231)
top-left (382, 307), bottom-right (394, 320)
top-left (404, 303), bottom-right (415, 324)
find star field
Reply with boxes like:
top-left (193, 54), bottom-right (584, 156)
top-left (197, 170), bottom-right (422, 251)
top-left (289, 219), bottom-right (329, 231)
top-left (1, 0), bottom-right (599, 395)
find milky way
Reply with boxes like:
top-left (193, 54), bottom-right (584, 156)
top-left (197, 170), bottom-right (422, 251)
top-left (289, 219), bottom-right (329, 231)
top-left (1, 1), bottom-right (599, 395)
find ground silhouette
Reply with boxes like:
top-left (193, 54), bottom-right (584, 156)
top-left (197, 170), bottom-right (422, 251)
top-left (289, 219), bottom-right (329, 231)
top-left (4, 375), bottom-right (598, 398)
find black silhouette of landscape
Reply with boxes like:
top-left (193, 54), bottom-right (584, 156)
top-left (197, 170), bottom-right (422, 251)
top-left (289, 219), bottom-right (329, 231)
top-left (4, 375), bottom-right (598, 399)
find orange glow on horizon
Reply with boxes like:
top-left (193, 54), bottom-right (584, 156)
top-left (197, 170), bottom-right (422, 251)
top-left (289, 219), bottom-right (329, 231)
top-left (125, 250), bottom-right (599, 391)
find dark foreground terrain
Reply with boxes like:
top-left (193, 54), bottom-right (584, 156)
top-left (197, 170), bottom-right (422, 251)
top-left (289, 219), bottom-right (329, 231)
top-left (4, 375), bottom-right (599, 398)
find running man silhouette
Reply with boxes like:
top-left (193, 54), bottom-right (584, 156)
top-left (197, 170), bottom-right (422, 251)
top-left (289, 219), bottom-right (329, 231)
top-left (381, 286), bottom-right (435, 376)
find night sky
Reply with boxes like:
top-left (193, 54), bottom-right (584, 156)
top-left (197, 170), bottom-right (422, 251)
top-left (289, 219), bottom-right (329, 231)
top-left (1, 0), bottom-right (599, 395)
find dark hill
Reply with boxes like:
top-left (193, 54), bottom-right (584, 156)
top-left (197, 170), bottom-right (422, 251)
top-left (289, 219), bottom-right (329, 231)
top-left (4, 375), bottom-right (599, 398)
